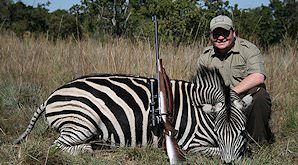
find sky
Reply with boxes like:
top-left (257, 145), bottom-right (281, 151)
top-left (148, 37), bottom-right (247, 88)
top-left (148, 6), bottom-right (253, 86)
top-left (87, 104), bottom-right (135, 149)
top-left (18, 0), bottom-right (271, 12)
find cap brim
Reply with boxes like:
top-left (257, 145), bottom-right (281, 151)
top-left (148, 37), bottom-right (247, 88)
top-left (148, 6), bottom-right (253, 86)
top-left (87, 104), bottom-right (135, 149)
top-left (210, 24), bottom-right (231, 31)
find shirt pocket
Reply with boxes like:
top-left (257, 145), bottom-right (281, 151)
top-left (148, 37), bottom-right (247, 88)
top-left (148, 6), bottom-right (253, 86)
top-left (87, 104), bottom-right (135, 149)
top-left (232, 63), bottom-right (246, 78)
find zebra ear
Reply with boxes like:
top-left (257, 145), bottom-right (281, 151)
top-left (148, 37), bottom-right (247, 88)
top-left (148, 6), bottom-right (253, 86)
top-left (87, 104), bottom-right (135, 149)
top-left (239, 87), bottom-right (260, 110)
top-left (214, 102), bottom-right (223, 113)
top-left (242, 94), bottom-right (253, 108)
top-left (233, 100), bottom-right (244, 110)
top-left (201, 102), bottom-right (223, 114)
top-left (233, 94), bottom-right (253, 110)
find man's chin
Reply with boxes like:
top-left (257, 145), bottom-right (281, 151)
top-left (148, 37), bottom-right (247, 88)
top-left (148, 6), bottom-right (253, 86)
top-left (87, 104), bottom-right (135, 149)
top-left (214, 44), bottom-right (228, 50)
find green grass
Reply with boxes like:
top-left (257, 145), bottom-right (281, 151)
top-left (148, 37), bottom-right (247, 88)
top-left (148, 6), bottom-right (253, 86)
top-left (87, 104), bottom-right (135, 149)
top-left (0, 33), bottom-right (297, 164)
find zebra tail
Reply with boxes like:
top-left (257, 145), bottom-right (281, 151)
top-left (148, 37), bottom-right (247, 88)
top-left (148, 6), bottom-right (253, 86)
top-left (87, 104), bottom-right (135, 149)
top-left (13, 103), bottom-right (46, 144)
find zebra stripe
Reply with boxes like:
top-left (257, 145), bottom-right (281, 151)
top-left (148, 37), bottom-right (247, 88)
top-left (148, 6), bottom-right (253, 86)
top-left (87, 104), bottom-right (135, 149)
top-left (14, 67), bottom-right (249, 163)
top-left (214, 90), bottom-right (248, 163)
top-left (46, 76), bottom-right (152, 147)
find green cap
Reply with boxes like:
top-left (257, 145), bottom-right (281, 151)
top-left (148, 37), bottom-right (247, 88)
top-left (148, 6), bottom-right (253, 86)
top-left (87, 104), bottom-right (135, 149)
top-left (210, 15), bottom-right (234, 31)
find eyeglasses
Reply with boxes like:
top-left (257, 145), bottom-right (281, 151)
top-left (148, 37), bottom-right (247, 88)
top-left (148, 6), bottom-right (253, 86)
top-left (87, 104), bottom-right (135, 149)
top-left (210, 29), bottom-right (233, 40)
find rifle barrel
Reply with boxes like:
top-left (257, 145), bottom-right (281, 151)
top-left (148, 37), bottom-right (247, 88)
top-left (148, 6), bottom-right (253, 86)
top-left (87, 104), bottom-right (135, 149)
top-left (152, 15), bottom-right (160, 73)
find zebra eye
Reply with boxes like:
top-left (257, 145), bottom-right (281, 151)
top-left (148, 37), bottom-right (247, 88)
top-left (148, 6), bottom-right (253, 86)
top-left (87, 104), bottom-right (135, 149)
top-left (240, 128), bottom-right (246, 136)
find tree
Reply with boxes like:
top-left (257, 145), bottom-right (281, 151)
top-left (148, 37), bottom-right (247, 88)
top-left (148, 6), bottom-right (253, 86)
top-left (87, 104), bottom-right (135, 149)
top-left (0, 0), bottom-right (12, 23)
top-left (270, 0), bottom-right (298, 40)
top-left (75, 0), bottom-right (131, 37)
top-left (48, 9), bottom-right (81, 39)
top-left (4, 2), bottom-right (48, 37)
top-left (127, 0), bottom-right (203, 45)
top-left (1, 0), bottom-right (296, 46)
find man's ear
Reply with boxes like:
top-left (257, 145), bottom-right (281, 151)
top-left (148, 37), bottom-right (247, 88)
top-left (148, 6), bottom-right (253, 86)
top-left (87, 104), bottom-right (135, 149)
top-left (232, 30), bottom-right (237, 37)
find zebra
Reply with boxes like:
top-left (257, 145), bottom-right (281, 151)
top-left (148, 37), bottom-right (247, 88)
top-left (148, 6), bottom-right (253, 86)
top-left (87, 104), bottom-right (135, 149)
top-left (14, 66), bottom-right (252, 163)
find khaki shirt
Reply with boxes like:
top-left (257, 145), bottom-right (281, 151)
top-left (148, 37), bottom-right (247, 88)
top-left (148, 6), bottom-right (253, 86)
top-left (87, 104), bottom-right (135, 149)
top-left (197, 37), bottom-right (266, 87)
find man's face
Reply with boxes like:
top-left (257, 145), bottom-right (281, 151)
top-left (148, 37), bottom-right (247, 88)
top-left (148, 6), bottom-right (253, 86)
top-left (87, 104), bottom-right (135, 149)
top-left (210, 28), bottom-right (235, 50)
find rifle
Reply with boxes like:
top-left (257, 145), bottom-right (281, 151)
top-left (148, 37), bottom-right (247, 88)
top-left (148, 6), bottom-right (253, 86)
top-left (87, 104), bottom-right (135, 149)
top-left (152, 15), bottom-right (186, 165)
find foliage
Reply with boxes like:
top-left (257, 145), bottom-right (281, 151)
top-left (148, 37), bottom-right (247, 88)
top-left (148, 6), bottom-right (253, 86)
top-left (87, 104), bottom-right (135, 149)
top-left (1, 2), bottom-right (49, 36)
top-left (71, 0), bottom-right (131, 38)
top-left (128, 0), bottom-right (204, 44)
top-left (0, 0), bottom-right (297, 46)
top-left (270, 0), bottom-right (298, 40)
top-left (48, 9), bottom-right (81, 39)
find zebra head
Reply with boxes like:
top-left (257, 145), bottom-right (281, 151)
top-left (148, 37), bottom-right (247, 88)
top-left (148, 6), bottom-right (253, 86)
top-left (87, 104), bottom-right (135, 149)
top-left (193, 66), bottom-right (253, 163)
top-left (214, 89), bottom-right (252, 163)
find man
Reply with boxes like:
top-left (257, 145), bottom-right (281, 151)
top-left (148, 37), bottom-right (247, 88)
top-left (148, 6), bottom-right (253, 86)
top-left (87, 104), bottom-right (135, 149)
top-left (197, 15), bottom-right (275, 144)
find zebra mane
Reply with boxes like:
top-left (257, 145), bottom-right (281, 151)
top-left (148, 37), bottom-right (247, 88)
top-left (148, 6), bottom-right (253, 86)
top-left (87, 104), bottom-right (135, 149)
top-left (73, 73), bottom-right (151, 80)
top-left (192, 65), bottom-right (232, 119)
top-left (224, 82), bottom-right (232, 120)
top-left (191, 65), bottom-right (225, 85)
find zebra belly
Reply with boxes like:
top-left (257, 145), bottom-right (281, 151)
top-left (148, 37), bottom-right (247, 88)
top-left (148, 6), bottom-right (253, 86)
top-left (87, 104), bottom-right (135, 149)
top-left (45, 104), bottom-right (157, 148)
top-left (44, 78), bottom-right (156, 147)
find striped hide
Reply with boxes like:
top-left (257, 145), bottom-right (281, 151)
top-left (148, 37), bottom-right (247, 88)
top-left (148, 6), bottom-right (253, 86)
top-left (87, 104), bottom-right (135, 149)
top-left (14, 66), bottom-right (251, 163)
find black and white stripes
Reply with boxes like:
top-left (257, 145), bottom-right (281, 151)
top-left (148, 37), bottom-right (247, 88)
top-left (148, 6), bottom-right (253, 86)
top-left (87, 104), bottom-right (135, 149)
top-left (46, 75), bottom-right (155, 148)
top-left (14, 67), bottom-right (251, 163)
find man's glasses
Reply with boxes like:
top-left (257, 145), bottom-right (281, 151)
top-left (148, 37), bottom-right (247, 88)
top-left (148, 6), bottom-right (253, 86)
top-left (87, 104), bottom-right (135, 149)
top-left (211, 29), bottom-right (232, 40)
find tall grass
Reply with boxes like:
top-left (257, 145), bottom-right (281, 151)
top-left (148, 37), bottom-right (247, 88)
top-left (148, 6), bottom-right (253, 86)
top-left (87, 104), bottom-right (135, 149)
top-left (0, 33), bottom-right (297, 164)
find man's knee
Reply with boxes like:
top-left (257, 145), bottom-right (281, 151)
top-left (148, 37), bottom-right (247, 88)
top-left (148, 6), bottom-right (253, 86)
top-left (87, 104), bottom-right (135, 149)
top-left (248, 87), bottom-right (272, 118)
top-left (245, 86), bottom-right (275, 144)
top-left (249, 87), bottom-right (271, 105)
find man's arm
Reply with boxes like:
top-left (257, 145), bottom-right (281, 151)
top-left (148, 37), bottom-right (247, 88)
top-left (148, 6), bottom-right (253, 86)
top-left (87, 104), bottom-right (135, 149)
top-left (232, 73), bottom-right (265, 94)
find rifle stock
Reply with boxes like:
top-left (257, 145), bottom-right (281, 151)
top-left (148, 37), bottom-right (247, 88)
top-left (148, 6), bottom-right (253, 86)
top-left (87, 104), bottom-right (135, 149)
top-left (152, 15), bottom-right (185, 164)
top-left (158, 59), bottom-right (186, 164)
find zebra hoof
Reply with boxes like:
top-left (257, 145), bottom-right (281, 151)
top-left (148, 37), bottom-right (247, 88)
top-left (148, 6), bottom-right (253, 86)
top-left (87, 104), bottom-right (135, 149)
top-left (81, 146), bottom-right (94, 155)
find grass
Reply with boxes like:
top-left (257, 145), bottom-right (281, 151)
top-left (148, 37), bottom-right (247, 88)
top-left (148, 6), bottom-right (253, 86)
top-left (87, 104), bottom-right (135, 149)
top-left (0, 33), bottom-right (297, 164)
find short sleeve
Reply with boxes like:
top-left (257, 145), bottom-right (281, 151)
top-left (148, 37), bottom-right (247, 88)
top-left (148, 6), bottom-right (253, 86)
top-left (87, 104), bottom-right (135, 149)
top-left (197, 46), bottom-right (212, 68)
top-left (245, 45), bottom-right (266, 78)
top-left (197, 54), bottom-right (208, 67)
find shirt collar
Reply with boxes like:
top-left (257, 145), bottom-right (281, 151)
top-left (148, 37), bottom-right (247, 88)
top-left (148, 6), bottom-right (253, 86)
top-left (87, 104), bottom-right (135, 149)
top-left (230, 37), bottom-right (241, 53)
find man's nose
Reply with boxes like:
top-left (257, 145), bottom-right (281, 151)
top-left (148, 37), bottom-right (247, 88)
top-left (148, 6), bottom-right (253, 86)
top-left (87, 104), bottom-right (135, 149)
top-left (217, 35), bottom-right (225, 40)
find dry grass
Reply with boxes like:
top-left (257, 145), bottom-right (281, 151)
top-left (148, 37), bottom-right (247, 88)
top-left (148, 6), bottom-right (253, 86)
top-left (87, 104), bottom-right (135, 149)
top-left (0, 33), bottom-right (297, 164)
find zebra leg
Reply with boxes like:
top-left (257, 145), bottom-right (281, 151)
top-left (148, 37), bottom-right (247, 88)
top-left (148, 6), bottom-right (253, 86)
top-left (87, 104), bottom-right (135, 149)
top-left (52, 133), bottom-right (94, 155)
